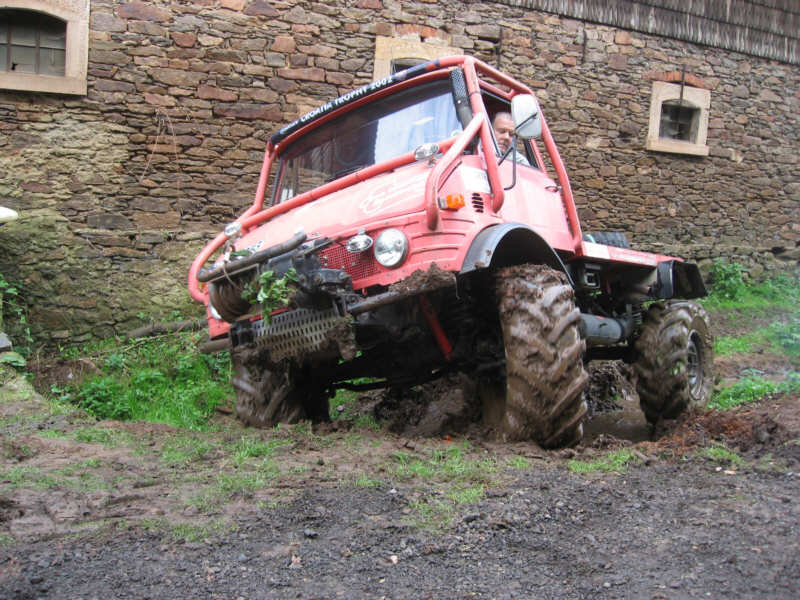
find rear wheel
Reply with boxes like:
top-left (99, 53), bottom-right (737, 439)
top-left (231, 352), bottom-right (330, 427)
top-left (494, 264), bottom-right (589, 448)
top-left (634, 301), bottom-right (714, 424)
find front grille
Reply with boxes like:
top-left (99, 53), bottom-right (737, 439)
top-left (318, 243), bottom-right (380, 281)
top-left (471, 193), bottom-right (484, 213)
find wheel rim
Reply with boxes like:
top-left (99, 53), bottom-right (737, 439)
top-left (687, 331), bottom-right (703, 399)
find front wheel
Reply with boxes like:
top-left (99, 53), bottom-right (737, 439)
top-left (494, 264), bottom-right (589, 448)
top-left (231, 351), bottom-right (330, 428)
top-left (633, 301), bottom-right (714, 424)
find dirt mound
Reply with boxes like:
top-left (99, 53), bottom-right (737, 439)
top-left (371, 374), bottom-right (482, 438)
top-left (647, 397), bottom-right (796, 459)
top-left (26, 357), bottom-right (102, 395)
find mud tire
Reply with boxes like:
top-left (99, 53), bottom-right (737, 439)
top-left (231, 352), bottom-right (330, 428)
top-left (634, 301), bottom-right (714, 425)
top-left (494, 264), bottom-right (589, 448)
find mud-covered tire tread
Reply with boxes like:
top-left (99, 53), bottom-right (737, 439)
top-left (634, 301), bottom-right (714, 424)
top-left (495, 264), bottom-right (589, 448)
top-left (231, 352), bottom-right (329, 428)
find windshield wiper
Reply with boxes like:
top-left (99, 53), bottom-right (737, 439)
top-left (327, 164), bottom-right (369, 182)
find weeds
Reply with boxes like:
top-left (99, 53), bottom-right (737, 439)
top-left (698, 444), bottom-right (743, 465)
top-left (505, 456), bottom-right (531, 470)
top-left (768, 318), bottom-right (800, 357)
top-left (568, 448), bottom-right (642, 474)
top-left (55, 331), bottom-right (232, 431)
top-left (139, 518), bottom-right (233, 543)
top-left (714, 333), bottom-right (760, 357)
top-left (709, 373), bottom-right (800, 410)
top-left (73, 426), bottom-right (129, 447)
top-left (704, 261), bottom-right (800, 311)
top-left (707, 259), bottom-right (747, 302)
top-left (1, 466), bottom-right (59, 489)
top-left (0, 273), bottom-right (33, 355)
top-left (393, 444), bottom-right (496, 485)
top-left (160, 435), bottom-right (218, 465)
top-left (231, 435), bottom-right (289, 465)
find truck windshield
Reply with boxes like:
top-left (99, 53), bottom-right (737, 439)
top-left (273, 79), bottom-right (461, 203)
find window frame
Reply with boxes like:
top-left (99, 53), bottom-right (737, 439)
top-left (373, 36), bottom-right (459, 80)
top-left (646, 81), bottom-right (710, 156)
top-left (0, 1), bottom-right (88, 95)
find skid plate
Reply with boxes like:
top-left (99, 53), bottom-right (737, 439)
top-left (250, 307), bottom-right (349, 362)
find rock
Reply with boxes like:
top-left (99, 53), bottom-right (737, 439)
top-left (0, 332), bottom-right (12, 352)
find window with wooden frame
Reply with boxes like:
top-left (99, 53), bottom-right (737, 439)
top-left (0, 9), bottom-right (66, 76)
top-left (0, 2), bottom-right (88, 95)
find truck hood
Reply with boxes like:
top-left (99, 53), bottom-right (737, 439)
top-left (234, 162), bottom-right (429, 252)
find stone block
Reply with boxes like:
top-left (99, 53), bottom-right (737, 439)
top-left (151, 68), bottom-right (205, 87)
top-left (198, 85), bottom-right (239, 101)
top-left (272, 35), bottom-right (296, 53)
top-left (277, 67), bottom-right (325, 82)
top-left (118, 3), bottom-right (171, 22)
top-left (172, 32), bottom-right (196, 48)
top-left (213, 103), bottom-right (283, 120)
top-left (92, 12), bottom-right (128, 33)
top-left (243, 1), bottom-right (279, 17)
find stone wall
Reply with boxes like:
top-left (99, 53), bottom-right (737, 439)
top-left (0, 0), bottom-right (797, 345)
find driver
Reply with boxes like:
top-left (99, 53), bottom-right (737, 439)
top-left (492, 112), bottom-right (530, 166)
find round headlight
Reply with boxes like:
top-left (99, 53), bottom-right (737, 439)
top-left (374, 229), bottom-right (409, 268)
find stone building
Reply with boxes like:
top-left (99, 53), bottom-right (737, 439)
top-left (0, 0), bottom-right (797, 345)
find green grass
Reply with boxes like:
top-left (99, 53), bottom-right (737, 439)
top-left (73, 426), bottom-right (132, 447)
top-left (1, 466), bottom-right (60, 489)
top-left (505, 456), bottom-right (531, 470)
top-left (215, 466), bottom-right (278, 495)
top-left (714, 320), bottom-right (800, 359)
top-left (392, 444), bottom-right (496, 485)
top-left (568, 448), bottom-right (642, 474)
top-left (708, 373), bottom-right (800, 410)
top-left (703, 260), bottom-right (800, 312)
top-left (767, 319), bottom-right (800, 357)
top-left (230, 435), bottom-right (290, 465)
top-left (139, 518), bottom-right (234, 543)
top-left (160, 435), bottom-right (219, 465)
top-left (389, 443), bottom-right (496, 529)
top-left (697, 444), bottom-right (743, 465)
top-left (351, 473), bottom-right (383, 488)
top-left (52, 331), bottom-right (232, 431)
top-left (714, 333), bottom-right (762, 357)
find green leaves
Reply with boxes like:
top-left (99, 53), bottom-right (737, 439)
top-left (241, 268), bottom-right (298, 321)
top-left (65, 331), bottom-right (232, 430)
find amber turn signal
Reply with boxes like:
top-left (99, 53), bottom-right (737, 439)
top-left (438, 194), bottom-right (465, 210)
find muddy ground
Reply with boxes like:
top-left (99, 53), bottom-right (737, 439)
top-left (1, 311), bottom-right (799, 599)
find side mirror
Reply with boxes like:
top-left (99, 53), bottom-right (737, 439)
top-left (511, 94), bottom-right (542, 140)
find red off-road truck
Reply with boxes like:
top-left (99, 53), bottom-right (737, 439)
top-left (188, 55), bottom-right (713, 448)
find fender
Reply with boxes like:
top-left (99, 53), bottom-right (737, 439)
top-left (655, 260), bottom-right (707, 299)
top-left (460, 223), bottom-right (574, 286)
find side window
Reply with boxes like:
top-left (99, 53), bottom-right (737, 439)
top-left (485, 98), bottom-right (538, 169)
top-left (0, 3), bottom-right (88, 95)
